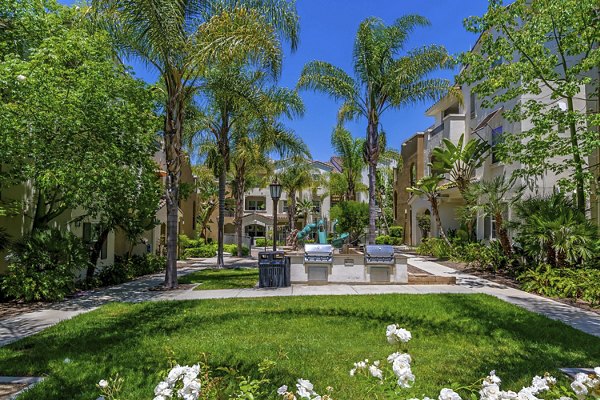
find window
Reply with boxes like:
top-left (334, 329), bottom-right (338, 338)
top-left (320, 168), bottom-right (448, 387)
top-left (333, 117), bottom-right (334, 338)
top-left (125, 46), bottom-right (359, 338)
top-left (279, 200), bottom-right (289, 213)
top-left (470, 92), bottom-right (476, 119)
top-left (491, 126), bottom-right (503, 163)
top-left (245, 198), bottom-right (266, 211)
top-left (312, 200), bottom-right (321, 214)
top-left (483, 215), bottom-right (497, 240)
top-left (83, 222), bottom-right (107, 259)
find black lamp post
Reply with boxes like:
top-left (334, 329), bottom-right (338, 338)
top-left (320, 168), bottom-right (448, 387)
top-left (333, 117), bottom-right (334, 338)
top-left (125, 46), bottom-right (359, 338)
top-left (269, 179), bottom-right (282, 251)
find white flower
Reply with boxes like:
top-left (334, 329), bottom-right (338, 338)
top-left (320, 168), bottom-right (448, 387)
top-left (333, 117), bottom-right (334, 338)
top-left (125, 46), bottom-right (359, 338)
top-left (395, 328), bottom-right (412, 342)
top-left (16, 74), bottom-right (26, 81)
top-left (387, 352), bottom-right (411, 365)
top-left (517, 387), bottom-right (539, 400)
top-left (178, 380), bottom-right (201, 400)
top-left (98, 379), bottom-right (108, 388)
top-left (369, 364), bottom-right (383, 380)
top-left (63, 358), bottom-right (71, 363)
top-left (571, 381), bottom-right (588, 398)
top-left (385, 325), bottom-right (412, 344)
top-left (154, 381), bottom-right (173, 397)
top-left (96, 397), bottom-right (105, 400)
top-left (575, 373), bottom-right (591, 384)
top-left (439, 388), bottom-right (461, 400)
top-left (499, 391), bottom-right (519, 400)
top-left (296, 378), bottom-right (315, 399)
top-left (182, 365), bottom-right (200, 385)
top-left (167, 365), bottom-right (186, 384)
top-left (480, 383), bottom-right (501, 400)
top-left (530, 376), bottom-right (549, 393)
top-left (595, 367), bottom-right (600, 376)
top-left (558, 397), bottom-right (573, 400)
top-left (485, 371), bottom-right (502, 385)
top-left (153, 396), bottom-right (168, 400)
top-left (397, 372), bottom-right (415, 388)
top-left (277, 385), bottom-right (288, 395)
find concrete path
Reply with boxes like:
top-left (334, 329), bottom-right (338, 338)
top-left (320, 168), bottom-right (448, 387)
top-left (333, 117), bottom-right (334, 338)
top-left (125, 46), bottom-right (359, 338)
top-left (1, 255), bottom-right (599, 347)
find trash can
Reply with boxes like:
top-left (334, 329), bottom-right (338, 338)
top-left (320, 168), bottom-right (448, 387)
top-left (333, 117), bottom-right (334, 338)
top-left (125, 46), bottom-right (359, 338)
top-left (258, 251), bottom-right (291, 288)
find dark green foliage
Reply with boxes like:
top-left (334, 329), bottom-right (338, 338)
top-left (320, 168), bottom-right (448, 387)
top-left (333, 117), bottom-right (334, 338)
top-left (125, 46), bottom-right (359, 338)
top-left (417, 238), bottom-right (508, 272)
top-left (519, 265), bottom-right (600, 306)
top-left (330, 201), bottom-right (369, 244)
top-left (178, 235), bottom-right (206, 250)
top-left (2, 229), bottom-right (88, 302)
top-left (375, 235), bottom-right (401, 245)
top-left (514, 193), bottom-right (600, 268)
top-left (182, 244), bottom-right (249, 258)
top-left (0, 226), bottom-right (10, 252)
top-left (254, 238), bottom-right (283, 248)
top-left (97, 254), bottom-right (166, 287)
top-left (388, 226), bottom-right (403, 239)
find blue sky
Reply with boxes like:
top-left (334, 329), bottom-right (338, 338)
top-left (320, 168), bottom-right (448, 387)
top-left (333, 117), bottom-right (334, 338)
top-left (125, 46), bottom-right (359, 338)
top-left (64, 0), bottom-right (489, 162)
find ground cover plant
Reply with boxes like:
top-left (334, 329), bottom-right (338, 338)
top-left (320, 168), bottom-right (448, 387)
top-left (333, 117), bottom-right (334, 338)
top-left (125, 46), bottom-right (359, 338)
top-left (1, 294), bottom-right (599, 399)
top-left (179, 268), bottom-right (259, 290)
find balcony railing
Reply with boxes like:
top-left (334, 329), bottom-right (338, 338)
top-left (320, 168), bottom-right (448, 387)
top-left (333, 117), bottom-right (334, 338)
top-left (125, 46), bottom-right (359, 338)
top-left (430, 122), bottom-right (444, 136)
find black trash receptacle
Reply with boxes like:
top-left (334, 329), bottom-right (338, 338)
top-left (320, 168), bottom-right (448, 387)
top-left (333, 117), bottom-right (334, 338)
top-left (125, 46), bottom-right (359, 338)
top-left (258, 251), bottom-right (290, 288)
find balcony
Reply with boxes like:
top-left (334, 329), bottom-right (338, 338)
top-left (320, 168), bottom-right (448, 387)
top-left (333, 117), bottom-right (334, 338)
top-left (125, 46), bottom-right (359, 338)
top-left (430, 121), bottom-right (444, 137)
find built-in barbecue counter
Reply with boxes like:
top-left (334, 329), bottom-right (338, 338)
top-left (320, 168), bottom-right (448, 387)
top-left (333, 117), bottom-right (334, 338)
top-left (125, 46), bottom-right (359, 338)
top-left (287, 244), bottom-right (408, 285)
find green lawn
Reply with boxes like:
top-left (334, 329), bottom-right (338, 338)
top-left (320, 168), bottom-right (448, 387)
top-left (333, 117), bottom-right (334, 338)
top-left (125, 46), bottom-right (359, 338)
top-left (2, 294), bottom-right (599, 399)
top-left (178, 268), bottom-right (259, 290)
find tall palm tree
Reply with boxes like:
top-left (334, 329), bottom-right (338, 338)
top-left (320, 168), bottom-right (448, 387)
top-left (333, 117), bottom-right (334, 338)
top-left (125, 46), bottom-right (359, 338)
top-left (93, 0), bottom-right (299, 287)
top-left (407, 175), bottom-right (451, 246)
top-left (230, 122), bottom-right (307, 257)
top-left (296, 198), bottom-right (315, 224)
top-left (298, 15), bottom-right (453, 244)
top-left (193, 67), bottom-right (303, 267)
top-left (278, 157), bottom-right (315, 232)
top-left (331, 126), bottom-right (365, 201)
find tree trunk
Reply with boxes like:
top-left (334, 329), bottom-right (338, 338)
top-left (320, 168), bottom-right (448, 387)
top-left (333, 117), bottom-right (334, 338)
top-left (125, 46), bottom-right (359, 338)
top-left (567, 96), bottom-right (586, 213)
top-left (365, 119), bottom-right (379, 245)
top-left (494, 212), bottom-right (512, 258)
top-left (163, 93), bottom-right (183, 289)
top-left (431, 198), bottom-right (450, 246)
top-left (217, 165), bottom-right (226, 268)
top-left (288, 189), bottom-right (296, 231)
top-left (87, 227), bottom-right (110, 280)
top-left (235, 169), bottom-right (245, 257)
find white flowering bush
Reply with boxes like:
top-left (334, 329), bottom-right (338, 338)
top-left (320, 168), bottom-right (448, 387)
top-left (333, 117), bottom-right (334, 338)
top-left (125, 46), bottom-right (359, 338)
top-left (95, 326), bottom-right (600, 400)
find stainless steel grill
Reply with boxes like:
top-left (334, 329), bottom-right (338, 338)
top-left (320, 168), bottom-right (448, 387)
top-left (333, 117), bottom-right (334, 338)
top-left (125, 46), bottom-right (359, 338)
top-left (304, 244), bottom-right (333, 264)
top-left (364, 245), bottom-right (395, 264)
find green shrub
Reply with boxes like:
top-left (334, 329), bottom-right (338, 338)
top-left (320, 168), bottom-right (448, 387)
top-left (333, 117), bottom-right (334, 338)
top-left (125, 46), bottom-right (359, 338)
top-left (388, 226), bottom-right (404, 239)
top-left (184, 244), bottom-right (217, 258)
top-left (97, 254), bottom-right (166, 286)
top-left (2, 229), bottom-right (88, 302)
top-left (518, 265), bottom-right (600, 306)
top-left (416, 238), bottom-right (452, 259)
top-left (223, 244), bottom-right (250, 256)
top-left (330, 201), bottom-right (369, 244)
top-left (178, 234), bottom-right (205, 250)
top-left (254, 238), bottom-right (283, 247)
top-left (375, 235), bottom-right (401, 245)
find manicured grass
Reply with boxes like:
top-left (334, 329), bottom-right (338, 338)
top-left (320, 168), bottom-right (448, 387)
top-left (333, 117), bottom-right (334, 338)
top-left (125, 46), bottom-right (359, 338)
top-left (178, 268), bottom-right (259, 290)
top-left (1, 294), bottom-right (599, 399)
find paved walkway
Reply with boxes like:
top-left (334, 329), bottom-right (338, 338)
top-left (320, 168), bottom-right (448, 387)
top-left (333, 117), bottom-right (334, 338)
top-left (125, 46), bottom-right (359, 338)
top-left (1, 255), bottom-right (599, 347)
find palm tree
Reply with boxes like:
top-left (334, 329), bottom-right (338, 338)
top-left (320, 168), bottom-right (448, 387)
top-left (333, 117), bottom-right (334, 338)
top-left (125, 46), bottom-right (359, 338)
top-left (278, 157), bottom-right (316, 232)
top-left (407, 175), bottom-right (451, 246)
top-left (193, 67), bottom-right (304, 267)
top-left (296, 198), bottom-right (315, 224)
top-left (230, 122), bottom-right (307, 257)
top-left (474, 175), bottom-right (523, 258)
top-left (298, 15), bottom-right (453, 244)
top-left (430, 133), bottom-right (489, 239)
top-left (93, 0), bottom-right (299, 287)
top-left (331, 126), bottom-right (365, 201)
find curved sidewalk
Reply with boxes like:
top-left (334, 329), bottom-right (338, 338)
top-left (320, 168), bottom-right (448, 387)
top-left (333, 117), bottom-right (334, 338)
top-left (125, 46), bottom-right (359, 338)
top-left (1, 256), bottom-right (599, 347)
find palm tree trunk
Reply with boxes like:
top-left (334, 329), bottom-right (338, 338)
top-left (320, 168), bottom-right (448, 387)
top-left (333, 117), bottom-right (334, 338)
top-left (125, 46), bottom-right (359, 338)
top-left (217, 165), bottom-right (226, 268)
top-left (164, 96), bottom-right (183, 288)
top-left (495, 212), bottom-right (512, 258)
top-left (288, 190), bottom-right (296, 231)
top-left (235, 172), bottom-right (245, 257)
top-left (431, 198), bottom-right (450, 246)
top-left (567, 96), bottom-right (585, 212)
top-left (367, 162), bottom-right (377, 244)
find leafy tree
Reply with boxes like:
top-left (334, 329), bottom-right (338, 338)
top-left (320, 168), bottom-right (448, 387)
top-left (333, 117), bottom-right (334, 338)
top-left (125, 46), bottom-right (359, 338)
top-left (278, 157), bottom-right (317, 232)
top-left (430, 133), bottom-right (489, 239)
top-left (330, 127), bottom-right (365, 201)
top-left (94, 0), bottom-right (299, 287)
top-left (459, 0), bottom-right (600, 212)
top-left (298, 15), bottom-right (453, 243)
top-left (0, 2), bottom-right (161, 279)
top-left (330, 201), bottom-right (369, 244)
top-left (296, 198), bottom-right (315, 224)
top-left (407, 176), bottom-right (451, 246)
top-left (193, 67), bottom-right (304, 266)
top-left (514, 193), bottom-right (599, 268)
top-left (193, 166), bottom-right (219, 240)
top-left (473, 175), bottom-right (523, 259)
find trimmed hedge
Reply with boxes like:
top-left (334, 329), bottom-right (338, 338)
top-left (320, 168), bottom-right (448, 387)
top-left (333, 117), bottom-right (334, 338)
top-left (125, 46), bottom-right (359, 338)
top-left (375, 235), bottom-right (402, 245)
top-left (183, 244), bottom-right (249, 259)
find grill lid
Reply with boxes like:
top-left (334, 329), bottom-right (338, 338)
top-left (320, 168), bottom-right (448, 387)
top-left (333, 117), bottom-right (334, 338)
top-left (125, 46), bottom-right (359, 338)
top-left (304, 244), bottom-right (333, 263)
top-left (364, 245), bottom-right (395, 264)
